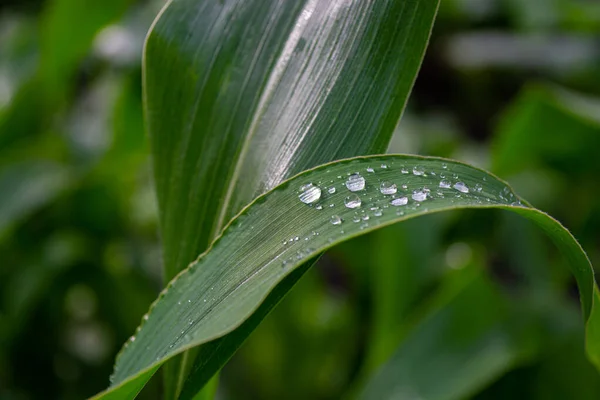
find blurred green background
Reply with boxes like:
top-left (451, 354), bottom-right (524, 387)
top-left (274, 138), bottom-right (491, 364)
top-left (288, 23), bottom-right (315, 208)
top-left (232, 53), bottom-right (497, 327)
top-left (1, 0), bottom-right (599, 399)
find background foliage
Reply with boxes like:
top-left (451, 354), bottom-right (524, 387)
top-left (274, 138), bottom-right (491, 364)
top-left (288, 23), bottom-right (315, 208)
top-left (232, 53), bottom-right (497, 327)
top-left (1, 0), bottom-right (599, 399)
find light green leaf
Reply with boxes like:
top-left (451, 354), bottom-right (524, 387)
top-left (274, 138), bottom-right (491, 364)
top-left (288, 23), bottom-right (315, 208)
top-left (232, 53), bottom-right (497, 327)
top-left (92, 155), bottom-right (598, 399)
top-left (144, 0), bottom-right (441, 281)
top-left (145, 0), bottom-right (440, 396)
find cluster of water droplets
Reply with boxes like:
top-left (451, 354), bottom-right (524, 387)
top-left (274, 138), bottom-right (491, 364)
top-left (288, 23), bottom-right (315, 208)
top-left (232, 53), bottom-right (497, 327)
top-left (292, 160), bottom-right (522, 266)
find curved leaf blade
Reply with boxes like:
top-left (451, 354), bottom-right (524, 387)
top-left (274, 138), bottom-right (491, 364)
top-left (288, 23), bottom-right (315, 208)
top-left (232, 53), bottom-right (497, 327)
top-left (93, 155), bottom-right (598, 398)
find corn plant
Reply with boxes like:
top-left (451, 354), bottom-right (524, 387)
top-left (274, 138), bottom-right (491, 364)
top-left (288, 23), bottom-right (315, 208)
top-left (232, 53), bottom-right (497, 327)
top-left (90, 0), bottom-right (600, 399)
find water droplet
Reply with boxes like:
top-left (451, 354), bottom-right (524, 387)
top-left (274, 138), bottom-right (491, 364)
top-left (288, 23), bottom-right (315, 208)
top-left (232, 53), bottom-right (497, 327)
top-left (439, 180), bottom-right (451, 189)
top-left (330, 215), bottom-right (342, 225)
top-left (474, 183), bottom-right (482, 192)
top-left (299, 183), bottom-right (321, 204)
top-left (381, 164), bottom-right (388, 169)
top-left (401, 168), bottom-right (409, 174)
top-left (442, 163), bottom-right (448, 169)
top-left (360, 222), bottom-right (369, 229)
top-left (380, 181), bottom-right (397, 195)
top-left (374, 210), bottom-right (383, 217)
top-left (345, 174), bottom-right (365, 192)
top-left (344, 194), bottom-right (361, 209)
top-left (352, 215), bottom-right (361, 223)
top-left (366, 167), bottom-right (375, 173)
top-left (143, 315), bottom-right (149, 321)
top-left (315, 204), bottom-right (323, 210)
top-left (362, 214), bottom-right (370, 221)
top-left (412, 190), bottom-right (427, 202)
top-left (401, 184), bottom-right (408, 189)
top-left (413, 166), bottom-right (425, 176)
top-left (390, 196), bottom-right (408, 206)
top-left (328, 187), bottom-right (336, 194)
top-left (453, 182), bottom-right (469, 193)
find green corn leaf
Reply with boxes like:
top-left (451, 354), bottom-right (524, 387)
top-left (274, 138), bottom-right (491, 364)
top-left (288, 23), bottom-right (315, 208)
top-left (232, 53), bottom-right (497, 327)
top-left (92, 155), bottom-right (599, 399)
top-left (144, 0), bottom-right (440, 396)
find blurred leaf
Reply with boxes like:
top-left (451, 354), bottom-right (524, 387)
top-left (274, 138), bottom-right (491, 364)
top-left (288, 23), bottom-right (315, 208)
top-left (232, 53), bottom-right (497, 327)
top-left (492, 85), bottom-right (600, 179)
top-left (145, 0), bottom-right (440, 397)
top-left (40, 0), bottom-right (133, 99)
top-left (361, 267), bottom-right (537, 400)
top-left (92, 155), bottom-right (598, 399)
top-left (0, 161), bottom-right (70, 236)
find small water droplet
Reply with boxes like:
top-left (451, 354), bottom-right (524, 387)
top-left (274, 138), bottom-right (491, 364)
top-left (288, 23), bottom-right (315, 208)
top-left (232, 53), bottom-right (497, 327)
top-left (344, 194), bottom-right (361, 209)
top-left (315, 204), bottom-right (323, 210)
top-left (439, 180), bottom-right (451, 189)
top-left (412, 190), bottom-right (427, 202)
top-left (442, 163), bottom-right (448, 169)
top-left (330, 215), bottom-right (342, 225)
top-left (143, 315), bottom-right (149, 321)
top-left (328, 187), bottom-right (336, 194)
top-left (366, 167), bottom-right (375, 173)
top-left (299, 183), bottom-right (322, 204)
top-left (390, 196), bottom-right (408, 206)
top-left (374, 210), bottom-right (383, 217)
top-left (360, 222), bottom-right (369, 229)
top-left (362, 214), bottom-right (370, 221)
top-left (352, 215), bottom-right (361, 223)
top-left (401, 184), bottom-right (408, 189)
top-left (345, 174), bottom-right (366, 192)
top-left (380, 181), bottom-right (397, 195)
top-left (401, 168), bottom-right (409, 174)
top-left (474, 183), bottom-right (482, 192)
top-left (453, 182), bottom-right (469, 193)
top-left (381, 164), bottom-right (388, 169)
top-left (413, 166), bottom-right (425, 176)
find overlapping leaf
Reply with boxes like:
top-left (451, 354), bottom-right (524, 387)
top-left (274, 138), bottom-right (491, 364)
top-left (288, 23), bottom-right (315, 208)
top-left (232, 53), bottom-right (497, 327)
top-left (93, 155), bottom-right (599, 399)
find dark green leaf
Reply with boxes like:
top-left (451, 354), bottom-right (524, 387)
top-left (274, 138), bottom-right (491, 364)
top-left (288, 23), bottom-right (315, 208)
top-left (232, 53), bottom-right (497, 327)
top-left (91, 155), bottom-right (599, 399)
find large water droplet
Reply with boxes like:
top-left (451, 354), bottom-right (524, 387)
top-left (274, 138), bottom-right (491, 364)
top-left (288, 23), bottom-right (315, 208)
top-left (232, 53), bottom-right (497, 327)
top-left (345, 174), bottom-right (365, 192)
top-left (344, 194), bottom-right (361, 209)
top-left (439, 180), bottom-right (451, 189)
top-left (412, 190), bottom-right (427, 202)
top-left (390, 196), bottom-right (408, 206)
top-left (413, 166), bottom-right (425, 176)
top-left (453, 182), bottom-right (469, 193)
top-left (330, 215), bottom-right (342, 225)
top-left (299, 183), bottom-right (321, 204)
top-left (380, 181), bottom-right (397, 195)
